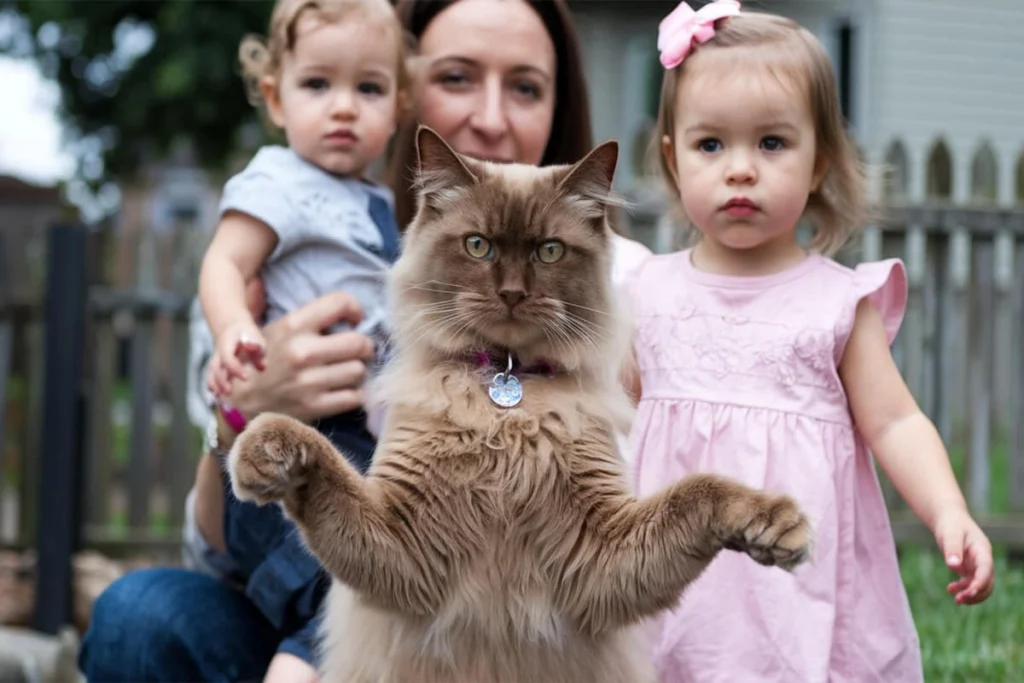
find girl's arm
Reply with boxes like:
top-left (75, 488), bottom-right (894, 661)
top-left (198, 211), bottom-right (278, 340)
top-left (198, 212), bottom-right (279, 390)
top-left (839, 299), bottom-right (994, 604)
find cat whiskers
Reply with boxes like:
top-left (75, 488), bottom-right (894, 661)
top-left (405, 310), bottom-right (462, 347)
top-left (556, 310), bottom-right (608, 357)
top-left (558, 299), bottom-right (612, 317)
top-left (540, 319), bottom-right (575, 358)
top-left (410, 300), bottom-right (462, 315)
top-left (406, 280), bottom-right (467, 296)
top-left (403, 302), bottom-right (477, 350)
top-left (549, 298), bottom-right (613, 354)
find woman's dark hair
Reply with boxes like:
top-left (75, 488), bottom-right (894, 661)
top-left (386, 0), bottom-right (595, 229)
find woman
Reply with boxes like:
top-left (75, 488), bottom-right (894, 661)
top-left (79, 1), bottom-right (651, 681)
top-left (388, 0), bottom-right (652, 284)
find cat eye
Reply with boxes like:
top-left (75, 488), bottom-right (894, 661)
top-left (465, 235), bottom-right (493, 259)
top-left (536, 240), bottom-right (565, 264)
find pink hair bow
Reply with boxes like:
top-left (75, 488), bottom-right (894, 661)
top-left (658, 0), bottom-right (741, 69)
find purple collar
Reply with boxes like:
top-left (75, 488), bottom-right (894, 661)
top-left (468, 349), bottom-right (561, 377)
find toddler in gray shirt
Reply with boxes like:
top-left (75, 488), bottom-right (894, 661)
top-left (198, 0), bottom-right (408, 432)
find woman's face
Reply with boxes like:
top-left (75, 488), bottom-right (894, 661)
top-left (416, 0), bottom-right (557, 166)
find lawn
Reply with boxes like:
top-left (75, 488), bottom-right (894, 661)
top-left (902, 544), bottom-right (1023, 682)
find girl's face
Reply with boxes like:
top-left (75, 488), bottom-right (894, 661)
top-left (263, 13), bottom-right (400, 177)
top-left (415, 0), bottom-right (556, 166)
top-left (663, 58), bottom-right (827, 265)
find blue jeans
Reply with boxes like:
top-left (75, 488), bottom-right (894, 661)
top-left (78, 567), bottom-right (281, 682)
top-left (79, 411), bottom-right (377, 682)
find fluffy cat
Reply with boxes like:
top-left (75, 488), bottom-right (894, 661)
top-left (228, 127), bottom-right (813, 683)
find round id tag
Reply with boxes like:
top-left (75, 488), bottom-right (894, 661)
top-left (488, 372), bottom-right (523, 408)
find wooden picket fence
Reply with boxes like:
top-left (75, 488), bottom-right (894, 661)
top-left (1, 207), bottom-right (1023, 565)
top-left (0, 285), bottom-right (195, 557)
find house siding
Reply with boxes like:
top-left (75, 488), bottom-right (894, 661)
top-left (868, 0), bottom-right (1024, 203)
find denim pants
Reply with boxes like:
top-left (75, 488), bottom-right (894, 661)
top-left (78, 410), bottom-right (376, 682)
top-left (78, 567), bottom-right (282, 682)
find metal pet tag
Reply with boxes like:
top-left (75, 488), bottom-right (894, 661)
top-left (488, 354), bottom-right (522, 408)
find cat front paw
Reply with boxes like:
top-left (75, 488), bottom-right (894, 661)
top-left (228, 413), bottom-right (315, 505)
top-left (720, 489), bottom-right (813, 572)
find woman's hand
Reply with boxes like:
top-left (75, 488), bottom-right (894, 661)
top-left (226, 291), bottom-right (375, 423)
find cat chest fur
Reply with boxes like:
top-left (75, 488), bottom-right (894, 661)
top-left (369, 372), bottom-right (618, 642)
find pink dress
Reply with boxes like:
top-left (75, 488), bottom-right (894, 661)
top-left (628, 249), bottom-right (923, 683)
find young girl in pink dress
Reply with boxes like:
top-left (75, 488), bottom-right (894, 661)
top-left (627, 2), bottom-right (996, 681)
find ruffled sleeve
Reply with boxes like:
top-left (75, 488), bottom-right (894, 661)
top-left (217, 146), bottom-right (299, 255)
top-left (611, 234), bottom-right (653, 294)
top-left (837, 258), bottom-right (908, 355)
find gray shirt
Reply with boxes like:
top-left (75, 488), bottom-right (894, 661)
top-left (218, 145), bottom-right (398, 360)
top-left (186, 147), bottom-right (398, 426)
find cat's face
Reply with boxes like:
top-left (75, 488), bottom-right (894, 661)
top-left (389, 127), bottom-right (621, 370)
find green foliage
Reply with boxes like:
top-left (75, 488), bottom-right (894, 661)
top-left (1, 0), bottom-right (275, 186)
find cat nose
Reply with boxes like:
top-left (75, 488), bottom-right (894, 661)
top-left (499, 289), bottom-right (526, 308)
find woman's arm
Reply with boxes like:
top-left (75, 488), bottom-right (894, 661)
top-left (263, 653), bottom-right (318, 683)
top-left (191, 290), bottom-right (374, 551)
top-left (839, 299), bottom-right (994, 604)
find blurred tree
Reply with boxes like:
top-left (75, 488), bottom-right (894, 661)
top-left (0, 0), bottom-right (275, 190)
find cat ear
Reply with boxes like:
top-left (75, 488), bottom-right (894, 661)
top-left (414, 126), bottom-right (478, 211)
top-left (555, 141), bottom-right (621, 223)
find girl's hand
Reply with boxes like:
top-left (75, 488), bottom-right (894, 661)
top-left (206, 352), bottom-right (231, 398)
top-left (933, 508), bottom-right (995, 605)
top-left (207, 322), bottom-right (266, 396)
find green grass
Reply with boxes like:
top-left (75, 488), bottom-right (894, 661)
top-left (884, 429), bottom-right (1022, 679)
top-left (902, 544), bottom-right (1023, 681)
top-left (104, 509), bottom-right (172, 538)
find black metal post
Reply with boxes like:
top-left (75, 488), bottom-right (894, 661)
top-left (32, 223), bottom-right (88, 635)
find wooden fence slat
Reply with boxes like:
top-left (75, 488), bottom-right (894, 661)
top-left (128, 315), bottom-right (156, 529)
top-left (921, 234), bottom-right (940, 418)
top-left (992, 229), bottom-right (1016, 428)
top-left (902, 225), bottom-right (927, 405)
top-left (19, 319), bottom-right (44, 545)
top-left (166, 314), bottom-right (193, 530)
top-left (1011, 242), bottom-right (1024, 513)
top-left (967, 240), bottom-right (995, 514)
top-left (84, 317), bottom-right (116, 528)
top-left (931, 234), bottom-right (953, 444)
top-left (946, 228), bottom-right (972, 434)
top-left (0, 316), bottom-right (12, 542)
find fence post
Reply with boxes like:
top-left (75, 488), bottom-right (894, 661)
top-left (31, 223), bottom-right (88, 635)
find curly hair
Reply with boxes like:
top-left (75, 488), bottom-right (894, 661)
top-left (238, 0), bottom-right (413, 124)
